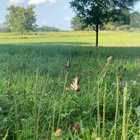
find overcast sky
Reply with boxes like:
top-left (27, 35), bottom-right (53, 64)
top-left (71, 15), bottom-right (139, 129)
top-left (0, 0), bottom-right (140, 30)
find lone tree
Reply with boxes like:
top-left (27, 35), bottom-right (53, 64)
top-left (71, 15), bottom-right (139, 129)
top-left (5, 5), bottom-right (37, 34)
top-left (70, 0), bottom-right (139, 47)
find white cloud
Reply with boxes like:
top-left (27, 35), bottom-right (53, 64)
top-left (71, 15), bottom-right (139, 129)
top-left (7, 0), bottom-right (25, 5)
top-left (46, 0), bottom-right (57, 6)
top-left (63, 5), bottom-right (68, 9)
top-left (28, 0), bottom-right (63, 6)
top-left (42, 21), bottom-right (47, 25)
top-left (59, 4), bottom-right (69, 10)
top-left (63, 16), bottom-right (70, 21)
top-left (52, 14), bottom-right (55, 17)
top-left (28, 0), bottom-right (47, 5)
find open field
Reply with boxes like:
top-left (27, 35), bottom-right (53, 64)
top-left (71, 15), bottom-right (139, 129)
top-left (0, 31), bottom-right (140, 140)
top-left (0, 31), bottom-right (140, 46)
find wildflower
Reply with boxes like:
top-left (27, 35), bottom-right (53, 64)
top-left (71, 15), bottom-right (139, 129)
top-left (107, 56), bottom-right (113, 62)
top-left (133, 81), bottom-right (137, 85)
top-left (0, 107), bottom-right (2, 111)
top-left (138, 74), bottom-right (140, 77)
top-left (5, 80), bottom-right (9, 85)
top-left (66, 87), bottom-right (70, 91)
top-left (83, 70), bottom-right (86, 73)
top-left (121, 81), bottom-right (125, 86)
top-left (117, 76), bottom-right (122, 81)
top-left (73, 123), bottom-right (81, 134)
top-left (5, 80), bottom-right (8, 84)
top-left (54, 129), bottom-right (61, 137)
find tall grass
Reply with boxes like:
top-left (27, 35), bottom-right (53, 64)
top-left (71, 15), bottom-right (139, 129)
top-left (0, 44), bottom-right (140, 139)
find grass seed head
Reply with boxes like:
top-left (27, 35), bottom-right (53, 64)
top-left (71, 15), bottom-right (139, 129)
top-left (117, 76), bottom-right (122, 81)
top-left (107, 56), bottom-right (113, 62)
top-left (54, 129), bottom-right (61, 137)
top-left (96, 137), bottom-right (102, 140)
top-left (73, 123), bottom-right (81, 134)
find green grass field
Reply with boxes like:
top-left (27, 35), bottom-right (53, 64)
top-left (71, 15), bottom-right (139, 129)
top-left (0, 31), bottom-right (140, 140)
top-left (0, 31), bottom-right (140, 46)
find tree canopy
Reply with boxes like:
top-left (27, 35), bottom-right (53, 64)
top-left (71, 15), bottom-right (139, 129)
top-left (5, 5), bottom-right (37, 34)
top-left (130, 11), bottom-right (140, 29)
top-left (70, 0), bottom-right (139, 47)
top-left (71, 15), bottom-right (84, 31)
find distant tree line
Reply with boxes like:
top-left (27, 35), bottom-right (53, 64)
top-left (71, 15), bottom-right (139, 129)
top-left (0, 23), bottom-right (62, 33)
top-left (0, 24), bottom-right (62, 32)
top-left (36, 26), bottom-right (61, 32)
top-left (0, 22), bottom-right (11, 32)
top-left (71, 10), bottom-right (140, 31)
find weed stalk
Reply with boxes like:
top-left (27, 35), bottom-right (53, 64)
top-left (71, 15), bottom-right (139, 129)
top-left (14, 73), bottom-right (20, 139)
top-left (114, 78), bottom-right (120, 140)
top-left (103, 82), bottom-right (107, 139)
top-left (125, 104), bottom-right (132, 138)
top-left (97, 83), bottom-right (100, 137)
top-left (14, 93), bottom-right (19, 139)
top-left (34, 67), bottom-right (39, 140)
top-left (57, 72), bottom-right (68, 129)
top-left (121, 83), bottom-right (127, 140)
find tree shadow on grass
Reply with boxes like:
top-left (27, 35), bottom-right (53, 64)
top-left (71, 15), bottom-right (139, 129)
top-left (0, 43), bottom-right (140, 60)
top-left (11, 41), bottom-right (94, 46)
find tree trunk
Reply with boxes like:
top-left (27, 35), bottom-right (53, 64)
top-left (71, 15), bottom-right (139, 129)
top-left (95, 24), bottom-right (99, 47)
top-left (21, 29), bottom-right (23, 34)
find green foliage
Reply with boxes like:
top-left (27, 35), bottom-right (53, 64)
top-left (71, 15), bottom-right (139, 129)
top-left (5, 5), bottom-right (37, 34)
top-left (23, 5), bottom-right (37, 32)
top-left (104, 23), bottom-right (116, 30)
top-left (71, 15), bottom-right (85, 31)
top-left (130, 11), bottom-right (140, 29)
top-left (119, 25), bottom-right (131, 30)
top-left (103, 10), bottom-right (140, 30)
top-left (135, 106), bottom-right (140, 118)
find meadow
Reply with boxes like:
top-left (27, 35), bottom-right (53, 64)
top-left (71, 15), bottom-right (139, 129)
top-left (0, 31), bottom-right (140, 46)
top-left (0, 31), bottom-right (140, 140)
